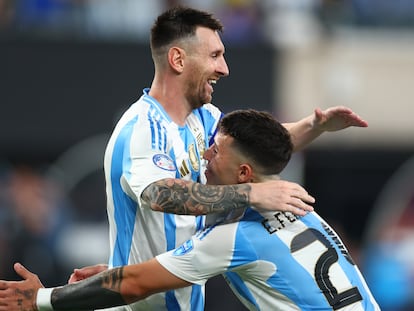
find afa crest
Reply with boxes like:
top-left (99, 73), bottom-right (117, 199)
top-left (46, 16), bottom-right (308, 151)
top-left (152, 154), bottom-right (176, 171)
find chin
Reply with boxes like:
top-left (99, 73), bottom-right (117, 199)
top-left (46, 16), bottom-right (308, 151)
top-left (205, 174), bottom-right (213, 185)
top-left (192, 102), bottom-right (205, 110)
top-left (202, 94), bottom-right (212, 105)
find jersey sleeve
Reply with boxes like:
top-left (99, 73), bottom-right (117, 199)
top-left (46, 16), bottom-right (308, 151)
top-left (156, 223), bottom-right (240, 285)
top-left (115, 113), bottom-right (177, 206)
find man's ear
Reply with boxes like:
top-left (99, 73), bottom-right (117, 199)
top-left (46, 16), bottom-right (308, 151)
top-left (238, 163), bottom-right (254, 183)
top-left (168, 47), bottom-right (185, 73)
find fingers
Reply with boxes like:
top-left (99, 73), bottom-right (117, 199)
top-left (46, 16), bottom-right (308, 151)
top-left (330, 107), bottom-right (368, 127)
top-left (13, 262), bottom-right (33, 280)
top-left (0, 263), bottom-right (42, 311)
top-left (325, 106), bottom-right (351, 114)
top-left (68, 271), bottom-right (79, 284)
top-left (68, 265), bottom-right (108, 284)
top-left (288, 206), bottom-right (309, 217)
top-left (251, 180), bottom-right (316, 216)
top-left (0, 280), bottom-right (10, 290)
top-left (350, 113), bottom-right (368, 127)
top-left (68, 268), bottom-right (92, 284)
top-left (294, 188), bottom-right (315, 204)
top-left (279, 182), bottom-right (315, 215)
top-left (339, 109), bottom-right (367, 127)
top-left (287, 197), bottom-right (314, 216)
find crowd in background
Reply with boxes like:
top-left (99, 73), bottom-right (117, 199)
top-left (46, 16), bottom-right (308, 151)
top-left (0, 164), bottom-right (72, 284)
top-left (1, 0), bottom-right (308, 45)
top-left (1, 0), bottom-right (414, 45)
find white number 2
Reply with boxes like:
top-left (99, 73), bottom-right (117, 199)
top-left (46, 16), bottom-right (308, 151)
top-left (291, 228), bottom-right (363, 310)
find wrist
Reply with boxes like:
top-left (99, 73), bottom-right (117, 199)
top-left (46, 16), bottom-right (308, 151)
top-left (246, 183), bottom-right (256, 205)
top-left (310, 115), bottom-right (325, 134)
top-left (36, 288), bottom-right (54, 311)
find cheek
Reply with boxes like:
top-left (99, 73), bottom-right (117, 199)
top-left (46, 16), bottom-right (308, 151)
top-left (216, 162), bottom-right (238, 184)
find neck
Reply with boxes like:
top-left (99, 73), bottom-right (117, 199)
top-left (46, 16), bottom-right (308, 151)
top-left (257, 174), bottom-right (280, 182)
top-left (149, 78), bottom-right (192, 126)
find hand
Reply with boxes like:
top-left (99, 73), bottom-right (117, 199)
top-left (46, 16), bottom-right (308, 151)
top-left (0, 263), bottom-right (43, 311)
top-left (68, 264), bottom-right (108, 283)
top-left (313, 106), bottom-right (368, 132)
top-left (250, 180), bottom-right (315, 216)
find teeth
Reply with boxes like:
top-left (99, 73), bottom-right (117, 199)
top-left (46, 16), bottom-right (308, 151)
top-left (209, 80), bottom-right (217, 85)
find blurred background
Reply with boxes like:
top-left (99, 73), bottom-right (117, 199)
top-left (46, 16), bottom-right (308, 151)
top-left (1, 0), bottom-right (414, 310)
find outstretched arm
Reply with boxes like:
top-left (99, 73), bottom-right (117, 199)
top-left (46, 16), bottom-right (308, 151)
top-left (0, 260), bottom-right (190, 311)
top-left (141, 178), bottom-right (315, 217)
top-left (283, 106), bottom-right (368, 152)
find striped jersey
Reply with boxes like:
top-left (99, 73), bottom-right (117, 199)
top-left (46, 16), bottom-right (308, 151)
top-left (157, 208), bottom-right (381, 311)
top-left (103, 88), bottom-right (222, 311)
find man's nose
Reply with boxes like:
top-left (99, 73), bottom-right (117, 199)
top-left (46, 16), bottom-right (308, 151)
top-left (218, 57), bottom-right (229, 77)
top-left (203, 147), bottom-right (212, 160)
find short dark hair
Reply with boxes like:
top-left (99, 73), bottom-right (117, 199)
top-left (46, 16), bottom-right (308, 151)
top-left (218, 109), bottom-right (293, 175)
top-left (150, 6), bottom-right (223, 52)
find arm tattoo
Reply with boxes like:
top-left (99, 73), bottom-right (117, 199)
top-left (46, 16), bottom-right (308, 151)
top-left (52, 268), bottom-right (126, 311)
top-left (141, 178), bottom-right (251, 215)
top-left (102, 266), bottom-right (123, 292)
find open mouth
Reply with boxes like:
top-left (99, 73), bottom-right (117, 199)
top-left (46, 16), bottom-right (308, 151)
top-left (208, 79), bottom-right (217, 90)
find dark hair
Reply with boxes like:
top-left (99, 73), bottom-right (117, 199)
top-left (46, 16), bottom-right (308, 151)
top-left (219, 109), bottom-right (293, 175)
top-left (150, 6), bottom-right (223, 52)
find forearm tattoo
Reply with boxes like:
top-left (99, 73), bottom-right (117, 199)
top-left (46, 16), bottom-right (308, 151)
top-left (141, 179), bottom-right (251, 215)
top-left (52, 267), bottom-right (126, 311)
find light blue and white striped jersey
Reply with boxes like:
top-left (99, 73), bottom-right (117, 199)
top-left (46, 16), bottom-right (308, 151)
top-left (103, 88), bottom-right (222, 311)
top-left (157, 209), bottom-right (381, 311)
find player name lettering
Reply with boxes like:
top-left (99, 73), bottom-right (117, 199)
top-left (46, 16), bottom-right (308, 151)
top-left (321, 222), bottom-right (355, 265)
top-left (261, 212), bottom-right (299, 234)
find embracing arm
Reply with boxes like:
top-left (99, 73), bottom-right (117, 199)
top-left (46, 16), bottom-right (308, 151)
top-left (141, 178), bottom-right (315, 217)
top-left (284, 106), bottom-right (368, 152)
top-left (0, 260), bottom-right (190, 311)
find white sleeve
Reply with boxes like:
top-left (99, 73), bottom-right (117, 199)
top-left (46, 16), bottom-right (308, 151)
top-left (156, 223), bottom-right (239, 285)
top-left (120, 121), bottom-right (177, 205)
top-left (120, 150), bottom-right (177, 205)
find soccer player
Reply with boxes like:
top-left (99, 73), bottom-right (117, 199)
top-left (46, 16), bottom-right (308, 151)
top-left (0, 109), bottom-right (379, 311)
top-left (65, 5), bottom-right (367, 311)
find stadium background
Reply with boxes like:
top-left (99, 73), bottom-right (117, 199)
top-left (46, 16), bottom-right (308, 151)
top-left (1, 1), bottom-right (414, 310)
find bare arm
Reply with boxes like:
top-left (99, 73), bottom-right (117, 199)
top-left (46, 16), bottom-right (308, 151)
top-left (284, 106), bottom-right (368, 152)
top-left (141, 178), bottom-right (250, 215)
top-left (141, 178), bottom-right (315, 217)
top-left (54, 259), bottom-right (189, 310)
top-left (0, 260), bottom-right (190, 311)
